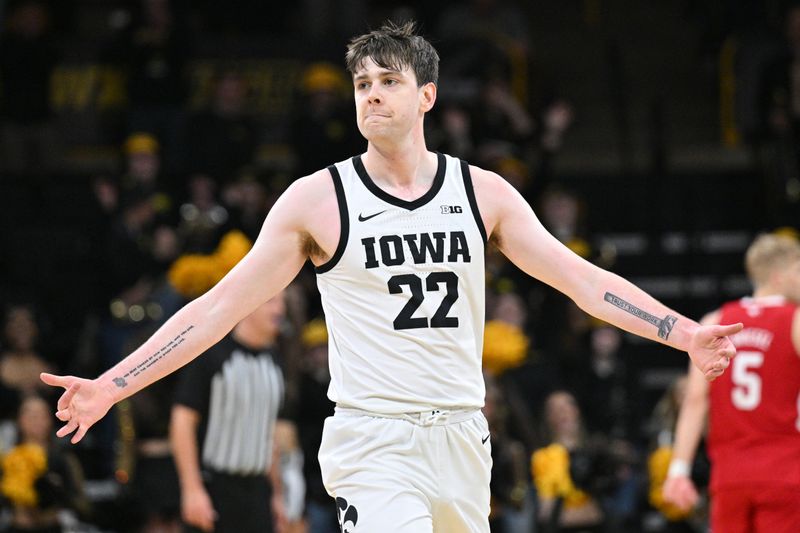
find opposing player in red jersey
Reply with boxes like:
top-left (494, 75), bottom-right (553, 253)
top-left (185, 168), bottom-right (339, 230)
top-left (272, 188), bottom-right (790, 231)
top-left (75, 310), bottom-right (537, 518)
top-left (663, 233), bottom-right (800, 532)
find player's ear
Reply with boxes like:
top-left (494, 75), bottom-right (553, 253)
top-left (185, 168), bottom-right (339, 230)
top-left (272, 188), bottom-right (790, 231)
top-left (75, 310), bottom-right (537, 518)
top-left (420, 82), bottom-right (436, 113)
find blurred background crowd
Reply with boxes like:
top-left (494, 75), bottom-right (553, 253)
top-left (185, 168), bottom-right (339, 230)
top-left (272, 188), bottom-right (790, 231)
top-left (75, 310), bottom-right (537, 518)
top-left (1, 0), bottom-right (799, 532)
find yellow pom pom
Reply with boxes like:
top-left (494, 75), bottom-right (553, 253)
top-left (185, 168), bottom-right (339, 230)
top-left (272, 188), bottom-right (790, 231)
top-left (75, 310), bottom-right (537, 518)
top-left (168, 231), bottom-right (253, 299)
top-left (215, 230), bottom-right (252, 270)
top-left (1, 443), bottom-right (48, 507)
top-left (168, 255), bottom-right (219, 299)
top-left (532, 444), bottom-right (569, 498)
top-left (482, 320), bottom-right (529, 375)
top-left (531, 444), bottom-right (592, 508)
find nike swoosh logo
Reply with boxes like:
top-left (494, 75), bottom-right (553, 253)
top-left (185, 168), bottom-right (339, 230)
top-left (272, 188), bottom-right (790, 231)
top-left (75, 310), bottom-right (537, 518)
top-left (358, 210), bottom-right (387, 222)
top-left (482, 434), bottom-right (490, 445)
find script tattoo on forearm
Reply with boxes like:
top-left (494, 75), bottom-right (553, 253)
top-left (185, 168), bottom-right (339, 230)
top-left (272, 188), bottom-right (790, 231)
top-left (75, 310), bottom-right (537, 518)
top-left (112, 325), bottom-right (196, 388)
top-left (603, 293), bottom-right (678, 340)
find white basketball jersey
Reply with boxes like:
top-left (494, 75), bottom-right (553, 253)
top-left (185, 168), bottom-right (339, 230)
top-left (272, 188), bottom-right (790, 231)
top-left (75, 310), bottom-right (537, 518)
top-left (315, 153), bottom-right (487, 414)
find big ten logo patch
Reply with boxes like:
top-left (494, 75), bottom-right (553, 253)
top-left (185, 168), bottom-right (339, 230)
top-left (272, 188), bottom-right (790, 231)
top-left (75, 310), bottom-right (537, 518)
top-left (441, 205), bottom-right (462, 214)
top-left (336, 497), bottom-right (359, 532)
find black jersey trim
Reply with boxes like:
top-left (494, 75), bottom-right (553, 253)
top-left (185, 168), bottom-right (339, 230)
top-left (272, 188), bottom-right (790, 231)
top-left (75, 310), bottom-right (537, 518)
top-left (460, 160), bottom-right (488, 244)
top-left (352, 152), bottom-right (446, 211)
top-left (315, 165), bottom-right (349, 274)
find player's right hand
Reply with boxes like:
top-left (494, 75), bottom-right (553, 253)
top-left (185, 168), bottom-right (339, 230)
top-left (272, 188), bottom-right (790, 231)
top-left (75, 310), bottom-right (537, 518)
top-left (181, 485), bottom-right (217, 532)
top-left (40, 373), bottom-right (115, 444)
top-left (662, 475), bottom-right (699, 511)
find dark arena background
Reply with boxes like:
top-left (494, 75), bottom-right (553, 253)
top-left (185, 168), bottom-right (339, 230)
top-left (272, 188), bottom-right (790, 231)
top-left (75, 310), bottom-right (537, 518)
top-left (0, 1), bottom-right (797, 532)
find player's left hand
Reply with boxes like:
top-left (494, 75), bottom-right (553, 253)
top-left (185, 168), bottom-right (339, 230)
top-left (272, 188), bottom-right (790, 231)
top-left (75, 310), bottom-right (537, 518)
top-left (687, 322), bottom-right (743, 381)
top-left (662, 475), bottom-right (699, 511)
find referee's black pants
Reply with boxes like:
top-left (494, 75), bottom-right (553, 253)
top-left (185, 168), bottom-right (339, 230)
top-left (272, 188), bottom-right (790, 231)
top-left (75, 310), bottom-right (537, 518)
top-left (183, 470), bottom-right (274, 533)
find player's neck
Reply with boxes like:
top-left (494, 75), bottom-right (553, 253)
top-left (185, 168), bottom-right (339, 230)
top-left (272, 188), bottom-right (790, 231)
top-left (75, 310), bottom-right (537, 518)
top-left (363, 127), bottom-right (433, 189)
top-left (752, 286), bottom-right (783, 299)
top-left (362, 144), bottom-right (438, 193)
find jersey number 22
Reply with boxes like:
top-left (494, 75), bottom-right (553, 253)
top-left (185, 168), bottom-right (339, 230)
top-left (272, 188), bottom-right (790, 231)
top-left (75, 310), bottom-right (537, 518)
top-left (388, 272), bottom-right (459, 330)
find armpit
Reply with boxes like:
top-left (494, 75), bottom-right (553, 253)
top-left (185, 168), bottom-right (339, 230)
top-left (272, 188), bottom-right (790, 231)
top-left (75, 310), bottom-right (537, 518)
top-left (301, 232), bottom-right (328, 263)
top-left (489, 231), bottom-right (502, 250)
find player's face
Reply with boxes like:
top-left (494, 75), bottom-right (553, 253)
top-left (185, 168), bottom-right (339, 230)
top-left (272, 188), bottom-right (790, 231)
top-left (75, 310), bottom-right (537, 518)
top-left (352, 57), bottom-right (435, 143)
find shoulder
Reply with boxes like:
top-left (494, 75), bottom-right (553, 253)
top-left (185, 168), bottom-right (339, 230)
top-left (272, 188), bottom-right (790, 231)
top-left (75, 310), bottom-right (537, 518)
top-left (266, 168), bottom-right (339, 230)
top-left (464, 164), bottom-right (532, 210)
top-left (460, 163), bottom-right (520, 236)
top-left (462, 164), bottom-right (509, 195)
top-left (272, 168), bottom-right (343, 262)
top-left (460, 164), bottom-right (516, 214)
top-left (283, 168), bottom-right (338, 204)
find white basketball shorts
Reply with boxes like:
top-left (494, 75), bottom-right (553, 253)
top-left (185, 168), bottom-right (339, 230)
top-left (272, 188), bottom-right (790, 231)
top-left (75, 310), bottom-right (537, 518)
top-left (318, 407), bottom-right (492, 533)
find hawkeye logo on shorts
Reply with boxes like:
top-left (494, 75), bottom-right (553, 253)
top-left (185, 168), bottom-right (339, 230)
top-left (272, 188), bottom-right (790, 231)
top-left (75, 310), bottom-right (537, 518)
top-left (441, 205), bottom-right (462, 214)
top-left (336, 497), bottom-right (359, 532)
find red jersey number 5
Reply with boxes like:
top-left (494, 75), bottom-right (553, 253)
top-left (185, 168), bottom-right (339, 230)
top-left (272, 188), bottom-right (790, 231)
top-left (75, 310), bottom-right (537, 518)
top-left (731, 351), bottom-right (763, 411)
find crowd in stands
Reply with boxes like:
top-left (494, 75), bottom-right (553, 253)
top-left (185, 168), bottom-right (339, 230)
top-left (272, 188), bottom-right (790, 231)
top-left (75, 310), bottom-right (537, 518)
top-left (1, 1), bottom-right (797, 532)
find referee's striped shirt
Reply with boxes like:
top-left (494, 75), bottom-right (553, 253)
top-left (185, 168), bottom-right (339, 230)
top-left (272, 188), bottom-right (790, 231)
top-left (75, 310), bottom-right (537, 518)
top-left (175, 338), bottom-right (284, 476)
top-left (202, 349), bottom-right (284, 474)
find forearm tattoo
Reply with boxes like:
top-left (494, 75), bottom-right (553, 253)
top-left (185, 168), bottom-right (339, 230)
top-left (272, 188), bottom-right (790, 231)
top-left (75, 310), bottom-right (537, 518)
top-left (604, 293), bottom-right (677, 340)
top-left (113, 325), bottom-right (196, 388)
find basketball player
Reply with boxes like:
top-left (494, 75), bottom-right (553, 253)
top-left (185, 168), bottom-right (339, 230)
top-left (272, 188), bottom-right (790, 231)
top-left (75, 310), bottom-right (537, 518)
top-left (662, 234), bottom-right (800, 532)
top-left (42, 22), bottom-right (741, 532)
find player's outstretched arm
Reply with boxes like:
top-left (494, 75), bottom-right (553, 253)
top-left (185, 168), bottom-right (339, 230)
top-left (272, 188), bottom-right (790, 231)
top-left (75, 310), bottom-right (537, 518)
top-left (470, 167), bottom-right (742, 380)
top-left (41, 172), bottom-right (331, 443)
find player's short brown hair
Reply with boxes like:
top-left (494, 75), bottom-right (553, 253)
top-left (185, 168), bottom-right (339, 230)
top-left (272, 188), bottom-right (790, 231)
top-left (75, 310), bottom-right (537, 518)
top-left (745, 233), bottom-right (800, 287)
top-left (345, 20), bottom-right (439, 87)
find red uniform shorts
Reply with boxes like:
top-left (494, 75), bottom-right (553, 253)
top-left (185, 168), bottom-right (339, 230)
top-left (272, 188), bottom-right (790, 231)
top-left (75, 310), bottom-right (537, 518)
top-left (711, 484), bottom-right (800, 533)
